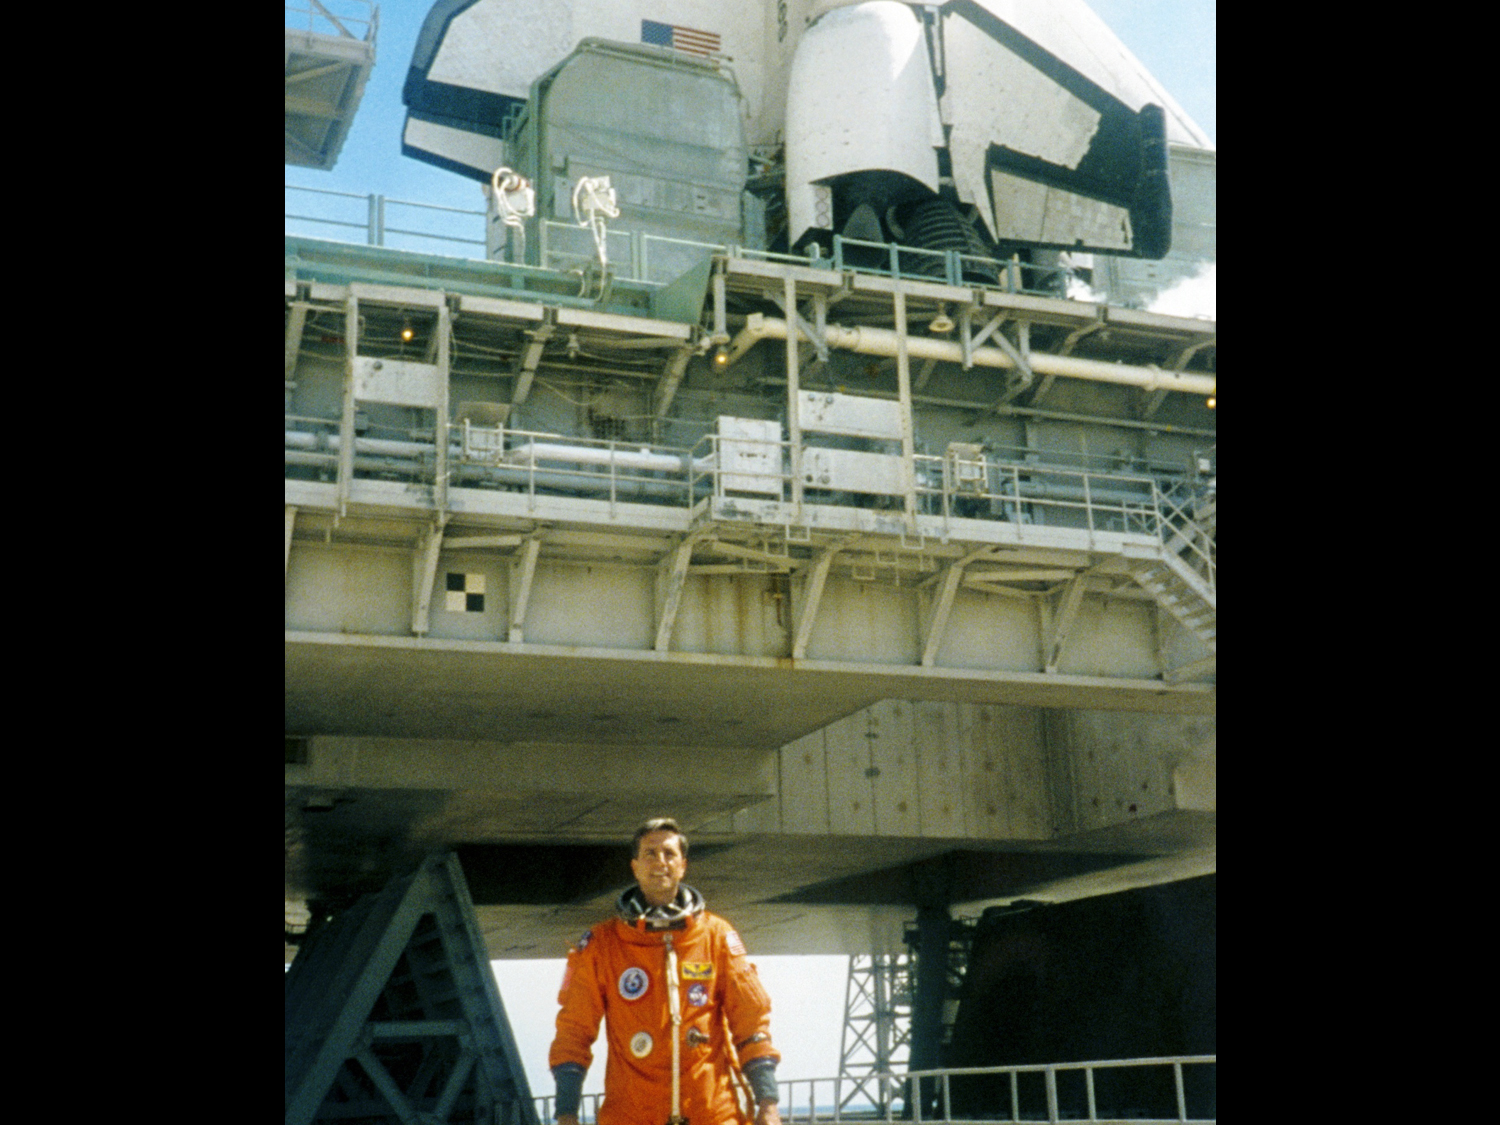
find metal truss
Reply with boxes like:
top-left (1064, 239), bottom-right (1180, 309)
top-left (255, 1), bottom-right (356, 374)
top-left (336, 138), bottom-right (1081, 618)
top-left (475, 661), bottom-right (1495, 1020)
top-left (285, 852), bottom-right (538, 1125)
top-left (836, 954), bottom-right (914, 1115)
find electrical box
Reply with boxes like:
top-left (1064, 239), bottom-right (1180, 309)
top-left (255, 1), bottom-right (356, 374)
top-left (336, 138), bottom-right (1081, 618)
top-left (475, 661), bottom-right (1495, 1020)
top-left (353, 357), bottom-right (442, 409)
top-left (797, 390), bottom-right (905, 440)
top-left (717, 417), bottom-right (782, 496)
top-left (460, 419), bottom-right (506, 464)
top-left (801, 448), bottom-right (907, 495)
top-left (946, 442), bottom-right (988, 493)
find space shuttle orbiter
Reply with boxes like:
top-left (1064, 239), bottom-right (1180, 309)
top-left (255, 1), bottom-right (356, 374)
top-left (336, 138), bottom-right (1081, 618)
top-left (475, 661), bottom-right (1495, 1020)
top-left (401, 0), bottom-right (1213, 266)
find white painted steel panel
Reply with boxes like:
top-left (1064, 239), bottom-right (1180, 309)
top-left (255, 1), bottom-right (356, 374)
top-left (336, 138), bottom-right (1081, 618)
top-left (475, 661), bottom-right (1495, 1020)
top-left (801, 447), bottom-right (906, 494)
top-left (941, 13), bottom-right (1101, 242)
top-left (797, 390), bottom-right (904, 439)
top-left (963, 705), bottom-right (1050, 839)
top-left (718, 416), bottom-right (783, 496)
top-left (524, 560), bottom-right (654, 650)
top-left (804, 581), bottom-right (919, 664)
top-left (353, 357), bottom-right (442, 409)
top-left (825, 712), bottom-right (876, 835)
top-left (867, 700), bottom-right (919, 837)
top-left (989, 169), bottom-right (1134, 250)
top-left (914, 701), bottom-right (967, 837)
top-left (673, 573), bottom-right (788, 659)
top-left (785, 1), bottom-right (944, 243)
top-left (781, 729), bottom-right (831, 834)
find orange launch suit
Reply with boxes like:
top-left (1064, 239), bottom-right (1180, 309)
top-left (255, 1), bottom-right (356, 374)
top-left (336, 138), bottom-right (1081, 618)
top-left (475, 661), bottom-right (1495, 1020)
top-left (548, 910), bottom-right (780, 1125)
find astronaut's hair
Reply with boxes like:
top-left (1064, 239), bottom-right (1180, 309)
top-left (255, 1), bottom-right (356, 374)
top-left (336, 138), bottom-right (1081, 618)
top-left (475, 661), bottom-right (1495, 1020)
top-left (631, 817), bottom-right (688, 859)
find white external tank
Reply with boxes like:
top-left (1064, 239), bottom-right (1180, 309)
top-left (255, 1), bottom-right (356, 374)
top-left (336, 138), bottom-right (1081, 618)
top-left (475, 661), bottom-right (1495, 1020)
top-left (785, 1), bottom-right (946, 248)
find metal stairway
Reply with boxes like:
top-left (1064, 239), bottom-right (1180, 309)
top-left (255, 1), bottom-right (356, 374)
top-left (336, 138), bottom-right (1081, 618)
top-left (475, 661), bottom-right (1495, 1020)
top-left (1129, 479), bottom-right (1216, 654)
top-left (1131, 549), bottom-right (1216, 650)
top-left (285, 852), bottom-right (537, 1125)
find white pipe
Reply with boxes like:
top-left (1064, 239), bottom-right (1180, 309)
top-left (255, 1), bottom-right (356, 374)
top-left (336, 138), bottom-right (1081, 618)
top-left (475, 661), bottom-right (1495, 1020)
top-left (729, 313), bottom-right (1216, 396)
top-left (284, 431), bottom-right (436, 459)
top-left (503, 441), bottom-right (686, 474)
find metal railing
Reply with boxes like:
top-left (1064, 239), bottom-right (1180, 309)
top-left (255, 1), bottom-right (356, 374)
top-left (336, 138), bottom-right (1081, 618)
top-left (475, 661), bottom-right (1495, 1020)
top-left (532, 1057), bottom-right (1215, 1124)
top-left (286, 416), bottom-right (1211, 556)
top-left (285, 188), bottom-right (1070, 297)
top-left (828, 236), bottom-right (1070, 296)
top-left (912, 452), bottom-right (1162, 538)
top-left (285, 0), bottom-right (376, 42)
top-left (285, 185), bottom-right (487, 255)
top-left (1155, 476), bottom-right (1216, 593)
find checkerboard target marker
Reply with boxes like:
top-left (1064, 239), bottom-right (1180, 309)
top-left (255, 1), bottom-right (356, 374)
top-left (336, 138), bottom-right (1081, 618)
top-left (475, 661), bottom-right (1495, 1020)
top-left (445, 572), bottom-right (485, 612)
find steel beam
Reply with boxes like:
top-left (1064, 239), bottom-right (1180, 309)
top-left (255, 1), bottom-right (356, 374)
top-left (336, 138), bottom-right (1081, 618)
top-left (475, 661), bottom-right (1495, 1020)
top-left (1044, 572), bottom-right (1089, 673)
top-left (770, 289), bottom-right (828, 364)
top-left (336, 293), bottom-right (358, 519)
top-left (696, 539), bottom-right (803, 572)
top-left (655, 534), bottom-right (699, 651)
top-left (411, 522), bottom-right (445, 636)
top-left (434, 301), bottom-right (451, 518)
top-left (893, 290), bottom-right (917, 525)
top-left (990, 320), bottom-right (1033, 409)
top-left (285, 300), bottom-right (308, 381)
top-left (508, 536), bottom-right (541, 642)
top-left (511, 323), bottom-right (553, 409)
top-left (652, 344), bottom-right (694, 424)
top-left (786, 276), bottom-right (804, 512)
top-left (920, 560), bottom-right (966, 668)
top-left (792, 544), bottom-right (839, 659)
top-left (285, 505), bottom-right (298, 579)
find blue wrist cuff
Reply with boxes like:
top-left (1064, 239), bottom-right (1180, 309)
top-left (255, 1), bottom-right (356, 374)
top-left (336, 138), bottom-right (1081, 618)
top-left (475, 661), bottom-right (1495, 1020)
top-left (552, 1064), bottom-right (586, 1117)
top-left (743, 1058), bottom-right (779, 1104)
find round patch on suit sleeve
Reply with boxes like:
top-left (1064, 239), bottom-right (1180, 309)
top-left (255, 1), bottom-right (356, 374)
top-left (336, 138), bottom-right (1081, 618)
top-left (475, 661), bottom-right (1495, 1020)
top-left (618, 966), bottom-right (650, 1000)
top-left (687, 982), bottom-right (709, 1008)
top-left (630, 1031), bottom-right (654, 1058)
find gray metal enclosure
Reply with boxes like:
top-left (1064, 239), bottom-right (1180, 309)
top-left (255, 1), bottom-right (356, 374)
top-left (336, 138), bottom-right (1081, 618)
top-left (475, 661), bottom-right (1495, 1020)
top-left (502, 40), bottom-right (750, 280)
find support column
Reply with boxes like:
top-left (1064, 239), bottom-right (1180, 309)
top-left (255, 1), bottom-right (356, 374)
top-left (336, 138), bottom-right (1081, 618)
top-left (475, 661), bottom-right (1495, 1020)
top-left (893, 289), bottom-right (917, 524)
top-left (792, 544), bottom-right (837, 659)
top-left (337, 293), bottom-right (359, 520)
top-left (434, 300), bottom-right (451, 520)
top-left (411, 522), bottom-right (445, 635)
top-left (908, 908), bottom-right (952, 1078)
top-left (920, 559), bottom-right (966, 667)
top-left (785, 275), bottom-right (803, 512)
top-left (285, 506), bottom-right (298, 579)
top-left (655, 534), bottom-right (698, 652)
top-left (508, 537), bottom-right (541, 643)
top-left (1045, 573), bottom-right (1089, 673)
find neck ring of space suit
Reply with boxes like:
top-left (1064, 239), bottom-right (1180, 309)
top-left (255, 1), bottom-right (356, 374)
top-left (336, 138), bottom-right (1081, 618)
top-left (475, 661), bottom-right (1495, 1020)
top-left (616, 882), bottom-right (706, 931)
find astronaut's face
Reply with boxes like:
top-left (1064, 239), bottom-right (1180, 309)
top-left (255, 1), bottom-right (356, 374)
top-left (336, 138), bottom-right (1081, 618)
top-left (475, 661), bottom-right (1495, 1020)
top-left (631, 829), bottom-right (687, 907)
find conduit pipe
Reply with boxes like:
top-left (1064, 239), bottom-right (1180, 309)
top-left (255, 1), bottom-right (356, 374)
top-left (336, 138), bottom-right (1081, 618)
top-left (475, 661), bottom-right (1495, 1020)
top-left (728, 313), bottom-right (1216, 397)
top-left (286, 431), bottom-right (712, 474)
top-left (502, 441), bottom-right (688, 474)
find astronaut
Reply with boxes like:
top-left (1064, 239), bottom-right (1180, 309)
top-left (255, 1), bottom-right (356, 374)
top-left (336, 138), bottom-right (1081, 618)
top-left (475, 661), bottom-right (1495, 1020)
top-left (549, 818), bottom-right (782, 1125)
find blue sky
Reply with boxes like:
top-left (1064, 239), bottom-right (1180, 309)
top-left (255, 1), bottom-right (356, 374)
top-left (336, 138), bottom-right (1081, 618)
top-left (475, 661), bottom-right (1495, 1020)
top-left (287, 0), bottom-right (1216, 1098)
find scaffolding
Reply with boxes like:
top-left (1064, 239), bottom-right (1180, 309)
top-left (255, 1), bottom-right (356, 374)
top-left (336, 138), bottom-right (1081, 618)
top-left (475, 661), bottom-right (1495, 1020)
top-left (836, 954), bottom-right (913, 1115)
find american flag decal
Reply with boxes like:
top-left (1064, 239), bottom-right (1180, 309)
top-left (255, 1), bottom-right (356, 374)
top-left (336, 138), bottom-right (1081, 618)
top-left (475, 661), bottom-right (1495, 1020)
top-left (641, 19), bottom-right (720, 57)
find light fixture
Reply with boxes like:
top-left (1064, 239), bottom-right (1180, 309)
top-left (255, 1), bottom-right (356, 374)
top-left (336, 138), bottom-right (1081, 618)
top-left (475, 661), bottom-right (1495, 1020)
top-left (713, 346), bottom-right (729, 368)
top-left (400, 318), bottom-right (414, 343)
top-left (929, 304), bottom-right (954, 334)
top-left (1206, 394), bottom-right (1216, 409)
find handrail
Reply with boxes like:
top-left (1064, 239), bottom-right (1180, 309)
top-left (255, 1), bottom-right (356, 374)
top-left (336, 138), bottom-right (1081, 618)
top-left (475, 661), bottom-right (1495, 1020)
top-left (531, 1056), bottom-right (1216, 1124)
top-left (288, 416), bottom-right (1210, 555)
top-left (285, 185), bottom-right (487, 253)
top-left (286, 186), bottom-right (1082, 298)
top-left (1154, 477), bottom-right (1216, 593)
top-left (284, 0), bottom-right (376, 42)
